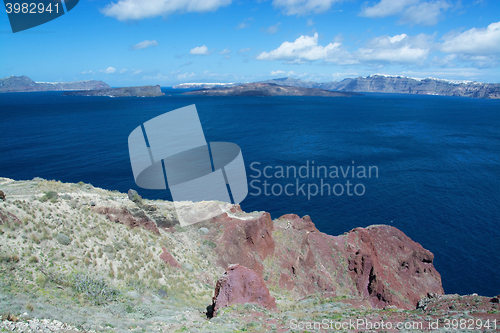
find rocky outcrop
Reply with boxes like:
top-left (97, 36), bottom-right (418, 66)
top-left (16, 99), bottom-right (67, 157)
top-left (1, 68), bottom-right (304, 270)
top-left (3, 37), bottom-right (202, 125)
top-left (159, 247), bottom-right (181, 268)
top-left (62, 85), bottom-right (164, 97)
top-left (0, 208), bottom-right (21, 225)
top-left (91, 206), bottom-right (160, 235)
top-left (183, 83), bottom-right (358, 97)
top-left (211, 211), bottom-right (275, 276)
top-left (211, 264), bottom-right (276, 316)
top-left (343, 225), bottom-right (443, 309)
top-left (0, 76), bottom-right (109, 93)
top-left (257, 215), bottom-right (443, 310)
top-left (196, 211), bottom-right (443, 311)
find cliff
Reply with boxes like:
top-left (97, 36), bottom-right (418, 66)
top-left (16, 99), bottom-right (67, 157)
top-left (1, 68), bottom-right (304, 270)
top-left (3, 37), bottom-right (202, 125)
top-left (62, 85), bottom-right (165, 97)
top-left (183, 82), bottom-right (358, 97)
top-left (0, 76), bottom-right (110, 93)
top-left (0, 177), bottom-right (497, 332)
top-left (263, 75), bottom-right (500, 99)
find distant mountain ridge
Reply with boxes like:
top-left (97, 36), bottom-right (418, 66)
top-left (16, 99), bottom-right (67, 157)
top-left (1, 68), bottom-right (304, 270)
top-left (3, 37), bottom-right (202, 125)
top-left (0, 75), bottom-right (110, 93)
top-left (173, 82), bottom-right (239, 89)
top-left (183, 82), bottom-right (358, 97)
top-left (261, 75), bottom-right (500, 99)
top-left (62, 85), bottom-right (165, 97)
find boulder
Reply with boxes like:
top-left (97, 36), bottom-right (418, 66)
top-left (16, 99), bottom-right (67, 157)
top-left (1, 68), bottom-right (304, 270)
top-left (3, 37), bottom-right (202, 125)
top-left (127, 189), bottom-right (142, 205)
top-left (211, 264), bottom-right (276, 317)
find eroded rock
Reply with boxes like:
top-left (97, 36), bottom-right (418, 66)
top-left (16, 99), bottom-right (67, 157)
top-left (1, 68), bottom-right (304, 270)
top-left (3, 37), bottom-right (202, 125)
top-left (92, 206), bottom-right (160, 235)
top-left (213, 212), bottom-right (275, 276)
top-left (211, 264), bottom-right (276, 317)
top-left (159, 247), bottom-right (180, 268)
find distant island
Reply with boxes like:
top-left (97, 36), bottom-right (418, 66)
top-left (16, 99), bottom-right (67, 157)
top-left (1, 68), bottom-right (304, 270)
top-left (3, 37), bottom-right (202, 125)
top-left (177, 74), bottom-right (500, 99)
top-left (62, 85), bottom-right (165, 97)
top-left (261, 75), bottom-right (500, 99)
top-left (0, 75), bottom-right (109, 93)
top-left (174, 82), bottom-right (238, 89)
top-left (183, 82), bottom-right (359, 97)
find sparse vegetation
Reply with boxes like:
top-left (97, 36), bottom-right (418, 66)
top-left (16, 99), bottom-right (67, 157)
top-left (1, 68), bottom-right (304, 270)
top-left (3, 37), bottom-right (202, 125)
top-left (0, 178), bottom-right (491, 332)
top-left (38, 191), bottom-right (58, 203)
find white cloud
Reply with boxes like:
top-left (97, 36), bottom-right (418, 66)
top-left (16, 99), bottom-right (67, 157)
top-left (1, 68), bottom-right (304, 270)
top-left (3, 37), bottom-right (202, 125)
top-left (360, 0), bottom-right (451, 26)
top-left (271, 70), bottom-right (286, 76)
top-left (271, 70), bottom-right (296, 76)
top-left (132, 69), bottom-right (143, 75)
top-left (101, 0), bottom-right (232, 21)
top-left (272, 0), bottom-right (341, 16)
top-left (130, 40), bottom-right (158, 50)
top-left (142, 73), bottom-right (169, 80)
top-left (190, 45), bottom-right (209, 55)
top-left (441, 21), bottom-right (500, 55)
top-left (360, 0), bottom-right (418, 17)
top-left (100, 67), bottom-right (116, 74)
top-left (256, 33), bottom-right (354, 64)
top-left (238, 48), bottom-right (251, 53)
top-left (219, 48), bottom-right (231, 55)
top-left (177, 72), bottom-right (196, 79)
top-left (431, 54), bottom-right (457, 67)
top-left (261, 22), bottom-right (281, 34)
top-left (355, 33), bottom-right (431, 63)
top-left (400, 1), bottom-right (451, 25)
top-left (81, 70), bottom-right (94, 74)
top-left (236, 17), bottom-right (254, 29)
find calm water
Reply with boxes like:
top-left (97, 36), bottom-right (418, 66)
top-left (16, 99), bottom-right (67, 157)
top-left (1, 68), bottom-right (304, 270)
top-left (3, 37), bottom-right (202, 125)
top-left (0, 89), bottom-right (499, 297)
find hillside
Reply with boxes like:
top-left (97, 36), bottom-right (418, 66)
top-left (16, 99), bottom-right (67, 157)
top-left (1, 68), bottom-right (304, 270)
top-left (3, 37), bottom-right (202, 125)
top-left (0, 76), bottom-right (110, 93)
top-left (0, 177), bottom-right (498, 332)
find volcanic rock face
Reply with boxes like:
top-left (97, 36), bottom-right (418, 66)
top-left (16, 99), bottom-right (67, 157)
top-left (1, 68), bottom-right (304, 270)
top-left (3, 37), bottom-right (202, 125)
top-left (256, 215), bottom-right (444, 310)
top-left (344, 225), bottom-right (444, 309)
top-left (213, 211), bottom-right (275, 276)
top-left (211, 264), bottom-right (276, 316)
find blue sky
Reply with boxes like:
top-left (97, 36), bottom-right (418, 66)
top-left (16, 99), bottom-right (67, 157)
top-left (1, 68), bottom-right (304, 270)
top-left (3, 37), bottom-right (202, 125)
top-left (1, 0), bottom-right (499, 86)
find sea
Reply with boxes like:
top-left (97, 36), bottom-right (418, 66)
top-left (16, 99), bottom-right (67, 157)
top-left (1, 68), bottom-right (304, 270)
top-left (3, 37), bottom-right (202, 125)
top-left (0, 89), bottom-right (498, 297)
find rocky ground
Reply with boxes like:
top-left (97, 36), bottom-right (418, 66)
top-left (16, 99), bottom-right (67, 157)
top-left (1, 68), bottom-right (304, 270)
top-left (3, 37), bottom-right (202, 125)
top-left (0, 177), bottom-right (498, 332)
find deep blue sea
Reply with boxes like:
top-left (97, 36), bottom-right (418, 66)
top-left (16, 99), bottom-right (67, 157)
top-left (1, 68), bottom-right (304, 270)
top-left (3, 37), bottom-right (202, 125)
top-left (0, 89), bottom-right (499, 297)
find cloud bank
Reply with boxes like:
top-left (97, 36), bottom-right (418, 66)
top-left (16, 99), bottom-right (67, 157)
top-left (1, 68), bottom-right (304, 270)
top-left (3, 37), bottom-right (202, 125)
top-left (101, 0), bottom-right (232, 21)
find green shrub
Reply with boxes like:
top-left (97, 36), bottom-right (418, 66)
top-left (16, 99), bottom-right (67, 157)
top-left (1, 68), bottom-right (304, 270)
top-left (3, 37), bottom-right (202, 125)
top-left (203, 240), bottom-right (217, 249)
top-left (39, 191), bottom-right (58, 203)
top-left (35, 273), bottom-right (46, 288)
top-left (65, 272), bottom-right (120, 305)
top-left (0, 254), bottom-right (20, 263)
